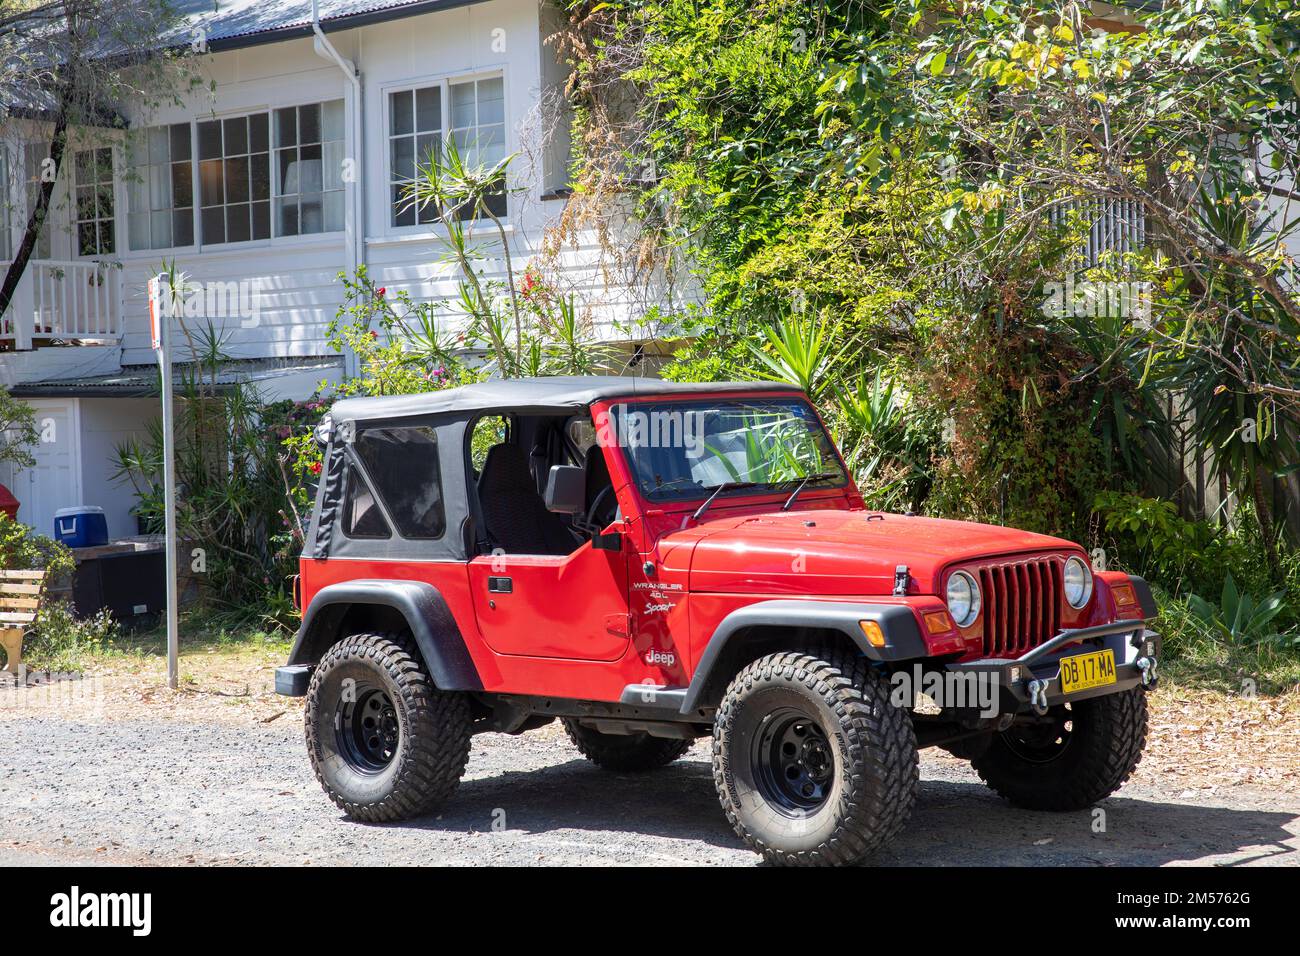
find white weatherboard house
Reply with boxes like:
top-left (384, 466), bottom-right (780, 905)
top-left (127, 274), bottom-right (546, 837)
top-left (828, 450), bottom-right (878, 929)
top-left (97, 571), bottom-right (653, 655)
top-left (1, 0), bottom-right (657, 541)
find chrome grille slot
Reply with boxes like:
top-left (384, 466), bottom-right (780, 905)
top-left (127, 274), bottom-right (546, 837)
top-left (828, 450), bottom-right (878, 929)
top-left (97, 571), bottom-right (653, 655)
top-left (977, 558), bottom-right (1061, 657)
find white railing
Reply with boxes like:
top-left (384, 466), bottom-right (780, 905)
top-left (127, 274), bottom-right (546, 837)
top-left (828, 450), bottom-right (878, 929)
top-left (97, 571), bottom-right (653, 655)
top-left (1048, 197), bottom-right (1147, 268)
top-left (0, 259), bottom-right (123, 349)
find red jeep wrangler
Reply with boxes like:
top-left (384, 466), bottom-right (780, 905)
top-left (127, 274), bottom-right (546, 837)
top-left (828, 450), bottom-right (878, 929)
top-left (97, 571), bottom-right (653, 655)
top-left (277, 377), bottom-right (1159, 866)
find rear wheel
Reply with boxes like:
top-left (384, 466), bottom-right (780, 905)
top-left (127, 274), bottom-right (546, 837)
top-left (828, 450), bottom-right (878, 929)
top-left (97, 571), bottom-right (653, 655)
top-left (562, 719), bottom-right (693, 771)
top-left (305, 631), bottom-right (472, 822)
top-left (972, 688), bottom-right (1148, 810)
top-left (713, 649), bottom-right (918, 866)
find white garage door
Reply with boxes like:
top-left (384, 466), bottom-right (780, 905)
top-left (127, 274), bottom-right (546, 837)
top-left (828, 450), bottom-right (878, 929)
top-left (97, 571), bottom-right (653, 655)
top-left (13, 399), bottom-right (82, 539)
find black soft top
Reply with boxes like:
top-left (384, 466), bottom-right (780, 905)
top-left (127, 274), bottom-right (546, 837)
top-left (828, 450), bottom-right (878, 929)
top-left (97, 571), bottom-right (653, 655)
top-left (329, 376), bottom-right (801, 422)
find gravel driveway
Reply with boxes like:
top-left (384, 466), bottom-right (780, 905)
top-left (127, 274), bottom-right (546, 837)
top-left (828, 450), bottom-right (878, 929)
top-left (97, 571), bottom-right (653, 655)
top-left (3, 691), bottom-right (1297, 866)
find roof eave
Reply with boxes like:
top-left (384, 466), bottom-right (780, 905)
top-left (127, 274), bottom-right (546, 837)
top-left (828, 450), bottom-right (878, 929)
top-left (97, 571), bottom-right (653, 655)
top-left (176, 0), bottom-right (487, 56)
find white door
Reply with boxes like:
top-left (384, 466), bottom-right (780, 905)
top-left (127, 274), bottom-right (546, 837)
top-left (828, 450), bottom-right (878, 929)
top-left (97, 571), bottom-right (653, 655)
top-left (14, 399), bottom-right (81, 538)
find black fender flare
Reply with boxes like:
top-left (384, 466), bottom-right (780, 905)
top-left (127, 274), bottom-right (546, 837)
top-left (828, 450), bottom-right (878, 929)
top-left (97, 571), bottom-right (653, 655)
top-left (289, 580), bottom-right (482, 691)
top-left (679, 600), bottom-right (929, 714)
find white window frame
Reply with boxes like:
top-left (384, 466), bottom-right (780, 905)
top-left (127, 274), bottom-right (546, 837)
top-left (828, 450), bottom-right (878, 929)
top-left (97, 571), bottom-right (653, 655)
top-left (194, 108), bottom-right (273, 249)
top-left (381, 67), bottom-right (509, 237)
top-left (124, 122), bottom-right (196, 255)
top-left (272, 98), bottom-right (346, 239)
top-left (120, 98), bottom-right (350, 259)
top-left (72, 145), bottom-right (118, 259)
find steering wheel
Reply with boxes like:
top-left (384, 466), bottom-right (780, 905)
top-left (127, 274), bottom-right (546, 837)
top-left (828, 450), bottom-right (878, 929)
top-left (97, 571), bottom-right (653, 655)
top-left (570, 485), bottom-right (615, 542)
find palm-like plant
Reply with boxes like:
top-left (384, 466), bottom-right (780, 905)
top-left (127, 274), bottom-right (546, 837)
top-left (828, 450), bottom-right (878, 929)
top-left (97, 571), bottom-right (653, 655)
top-left (1188, 573), bottom-right (1288, 648)
top-left (1064, 308), bottom-right (1175, 490)
top-left (747, 313), bottom-right (844, 401)
top-left (1159, 173), bottom-right (1300, 578)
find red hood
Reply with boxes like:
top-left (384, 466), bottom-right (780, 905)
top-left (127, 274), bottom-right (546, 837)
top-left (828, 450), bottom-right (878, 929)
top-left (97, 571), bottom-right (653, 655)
top-left (657, 508), bottom-right (1082, 596)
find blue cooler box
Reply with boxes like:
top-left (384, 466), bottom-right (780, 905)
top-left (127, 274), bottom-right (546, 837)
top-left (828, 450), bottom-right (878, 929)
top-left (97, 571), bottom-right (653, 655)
top-left (54, 506), bottom-right (109, 548)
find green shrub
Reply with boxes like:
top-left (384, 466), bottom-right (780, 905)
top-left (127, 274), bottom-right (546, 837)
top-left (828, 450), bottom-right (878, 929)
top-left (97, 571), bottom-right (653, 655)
top-left (1187, 574), bottom-right (1290, 650)
top-left (1156, 588), bottom-right (1300, 695)
top-left (23, 604), bottom-right (119, 672)
top-left (1092, 491), bottom-right (1267, 598)
top-left (0, 515), bottom-right (119, 670)
top-left (0, 512), bottom-right (73, 578)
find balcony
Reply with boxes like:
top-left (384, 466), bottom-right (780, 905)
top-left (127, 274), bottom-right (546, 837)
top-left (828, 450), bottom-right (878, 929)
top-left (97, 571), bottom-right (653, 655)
top-left (0, 259), bottom-right (123, 349)
top-left (0, 260), bottom-right (124, 386)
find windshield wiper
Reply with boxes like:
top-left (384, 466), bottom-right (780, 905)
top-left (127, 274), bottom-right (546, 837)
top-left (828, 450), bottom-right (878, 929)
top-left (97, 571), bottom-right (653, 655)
top-left (781, 472), bottom-right (842, 511)
top-left (692, 481), bottom-right (760, 521)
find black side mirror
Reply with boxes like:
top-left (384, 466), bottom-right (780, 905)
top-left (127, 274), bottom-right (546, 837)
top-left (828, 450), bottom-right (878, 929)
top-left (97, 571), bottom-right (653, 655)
top-left (544, 465), bottom-right (585, 514)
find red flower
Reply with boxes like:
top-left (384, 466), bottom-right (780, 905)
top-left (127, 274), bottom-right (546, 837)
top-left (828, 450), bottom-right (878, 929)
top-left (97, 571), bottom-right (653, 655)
top-left (309, 461), bottom-right (323, 476)
top-left (377, 287), bottom-right (387, 297)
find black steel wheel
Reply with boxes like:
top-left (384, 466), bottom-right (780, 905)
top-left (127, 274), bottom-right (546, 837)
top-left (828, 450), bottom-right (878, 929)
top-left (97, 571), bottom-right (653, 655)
top-left (336, 681), bottom-right (401, 774)
top-left (713, 648), bottom-right (918, 866)
top-left (751, 706), bottom-right (835, 815)
top-left (999, 704), bottom-right (1074, 765)
top-left (973, 688), bottom-right (1148, 810)
top-left (305, 631), bottom-right (472, 822)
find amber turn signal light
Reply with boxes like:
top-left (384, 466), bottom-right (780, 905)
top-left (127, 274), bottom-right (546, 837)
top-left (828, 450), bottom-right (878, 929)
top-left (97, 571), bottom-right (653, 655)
top-left (923, 610), bottom-right (955, 634)
top-left (858, 620), bottom-right (886, 647)
top-left (1112, 583), bottom-right (1137, 607)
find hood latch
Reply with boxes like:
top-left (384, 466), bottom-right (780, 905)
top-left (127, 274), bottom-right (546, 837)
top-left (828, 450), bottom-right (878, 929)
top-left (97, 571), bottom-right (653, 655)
top-left (893, 565), bottom-right (909, 596)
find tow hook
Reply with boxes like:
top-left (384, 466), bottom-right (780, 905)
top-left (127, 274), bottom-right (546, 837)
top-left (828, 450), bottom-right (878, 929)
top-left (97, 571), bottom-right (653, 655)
top-left (1028, 679), bottom-right (1050, 715)
top-left (1137, 656), bottom-right (1158, 689)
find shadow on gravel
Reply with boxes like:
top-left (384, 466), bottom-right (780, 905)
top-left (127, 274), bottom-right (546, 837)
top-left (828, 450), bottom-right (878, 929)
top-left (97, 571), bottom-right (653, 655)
top-left (879, 779), bottom-right (1297, 866)
top-left (370, 757), bottom-right (1298, 866)
top-left (402, 757), bottom-right (747, 851)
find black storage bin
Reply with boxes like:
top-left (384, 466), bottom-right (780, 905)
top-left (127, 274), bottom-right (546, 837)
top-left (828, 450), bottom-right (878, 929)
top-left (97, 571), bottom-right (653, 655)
top-left (73, 551), bottom-right (167, 624)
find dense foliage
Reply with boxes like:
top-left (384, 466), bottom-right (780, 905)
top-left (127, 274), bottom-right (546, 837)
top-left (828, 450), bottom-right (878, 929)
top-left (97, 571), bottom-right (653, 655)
top-left (558, 0), bottom-right (1300, 679)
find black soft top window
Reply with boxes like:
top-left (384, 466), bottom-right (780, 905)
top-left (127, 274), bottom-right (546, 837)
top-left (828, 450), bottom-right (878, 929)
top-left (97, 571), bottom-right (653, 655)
top-left (354, 425), bottom-right (446, 540)
top-left (342, 463), bottom-right (391, 539)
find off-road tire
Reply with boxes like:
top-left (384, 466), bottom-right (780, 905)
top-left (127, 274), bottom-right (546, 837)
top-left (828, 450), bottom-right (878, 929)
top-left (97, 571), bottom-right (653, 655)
top-left (713, 649), bottom-right (919, 866)
top-left (305, 631), bottom-right (472, 822)
top-left (973, 687), bottom-right (1148, 811)
top-left (562, 718), bottom-right (693, 771)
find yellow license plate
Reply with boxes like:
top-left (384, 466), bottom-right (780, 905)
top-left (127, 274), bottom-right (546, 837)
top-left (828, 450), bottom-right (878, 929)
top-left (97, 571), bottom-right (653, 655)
top-left (1058, 649), bottom-right (1117, 695)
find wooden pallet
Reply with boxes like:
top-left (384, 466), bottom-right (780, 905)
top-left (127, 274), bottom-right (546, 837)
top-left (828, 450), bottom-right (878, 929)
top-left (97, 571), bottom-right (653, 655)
top-left (0, 568), bottom-right (46, 672)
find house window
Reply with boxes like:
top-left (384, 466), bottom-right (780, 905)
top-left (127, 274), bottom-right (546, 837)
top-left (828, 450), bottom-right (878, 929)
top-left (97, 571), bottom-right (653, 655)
top-left (389, 86), bottom-right (443, 226)
top-left (274, 100), bottom-right (345, 236)
top-left (388, 73), bottom-right (506, 227)
top-left (448, 76), bottom-right (506, 218)
top-left (127, 124), bottom-right (193, 251)
top-left (24, 143), bottom-right (52, 259)
top-left (73, 147), bottom-right (115, 256)
top-left (197, 112), bottom-right (271, 245)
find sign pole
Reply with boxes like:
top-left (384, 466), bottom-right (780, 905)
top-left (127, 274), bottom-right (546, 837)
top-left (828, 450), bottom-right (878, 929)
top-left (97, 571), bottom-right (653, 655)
top-left (148, 274), bottom-right (180, 690)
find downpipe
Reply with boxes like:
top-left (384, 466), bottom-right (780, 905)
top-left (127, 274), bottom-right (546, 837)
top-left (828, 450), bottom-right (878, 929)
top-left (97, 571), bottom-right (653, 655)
top-left (311, 0), bottom-right (366, 379)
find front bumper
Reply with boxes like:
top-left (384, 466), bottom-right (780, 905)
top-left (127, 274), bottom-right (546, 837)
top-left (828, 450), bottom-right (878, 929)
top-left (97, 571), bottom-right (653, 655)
top-left (945, 620), bottom-right (1160, 712)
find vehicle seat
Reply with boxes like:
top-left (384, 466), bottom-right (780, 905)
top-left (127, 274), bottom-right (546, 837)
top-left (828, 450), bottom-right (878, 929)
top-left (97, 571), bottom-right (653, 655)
top-left (477, 443), bottom-right (574, 554)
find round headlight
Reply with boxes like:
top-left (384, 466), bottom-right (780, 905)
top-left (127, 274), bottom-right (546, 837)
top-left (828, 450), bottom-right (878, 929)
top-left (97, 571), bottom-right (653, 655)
top-left (1063, 556), bottom-right (1093, 609)
top-left (946, 570), bottom-right (981, 628)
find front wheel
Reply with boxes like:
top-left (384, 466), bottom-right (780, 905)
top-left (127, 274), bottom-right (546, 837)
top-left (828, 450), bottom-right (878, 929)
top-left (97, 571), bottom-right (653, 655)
top-left (713, 649), bottom-right (919, 866)
top-left (305, 631), bottom-right (472, 822)
top-left (972, 687), bottom-right (1148, 810)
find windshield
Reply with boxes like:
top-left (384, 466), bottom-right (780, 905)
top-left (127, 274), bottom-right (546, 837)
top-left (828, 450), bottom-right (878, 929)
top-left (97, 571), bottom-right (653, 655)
top-left (608, 397), bottom-right (848, 502)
